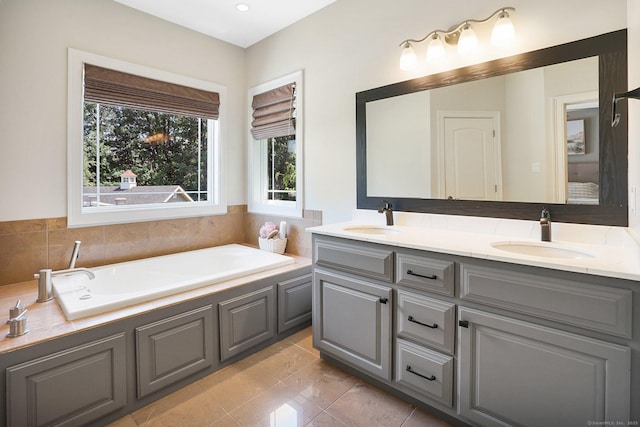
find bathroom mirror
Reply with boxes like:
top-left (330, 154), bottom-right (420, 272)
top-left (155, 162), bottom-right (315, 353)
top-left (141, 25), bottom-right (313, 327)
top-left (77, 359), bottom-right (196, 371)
top-left (357, 30), bottom-right (628, 226)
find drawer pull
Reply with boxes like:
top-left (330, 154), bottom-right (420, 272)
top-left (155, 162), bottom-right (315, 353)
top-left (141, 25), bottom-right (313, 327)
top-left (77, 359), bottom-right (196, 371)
top-left (407, 315), bottom-right (438, 329)
top-left (406, 365), bottom-right (436, 381)
top-left (379, 297), bottom-right (388, 304)
top-left (459, 320), bottom-right (469, 328)
top-left (407, 270), bottom-right (437, 280)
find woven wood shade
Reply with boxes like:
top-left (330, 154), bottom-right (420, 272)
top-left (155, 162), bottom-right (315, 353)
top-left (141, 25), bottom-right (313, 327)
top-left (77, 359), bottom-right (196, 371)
top-left (251, 83), bottom-right (296, 140)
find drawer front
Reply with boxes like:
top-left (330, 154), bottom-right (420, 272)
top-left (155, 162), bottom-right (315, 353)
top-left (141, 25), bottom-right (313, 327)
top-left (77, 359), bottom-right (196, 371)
top-left (314, 237), bottom-right (394, 282)
top-left (396, 253), bottom-right (454, 296)
top-left (395, 338), bottom-right (454, 408)
top-left (136, 305), bottom-right (214, 398)
top-left (460, 263), bottom-right (632, 338)
top-left (397, 289), bottom-right (455, 354)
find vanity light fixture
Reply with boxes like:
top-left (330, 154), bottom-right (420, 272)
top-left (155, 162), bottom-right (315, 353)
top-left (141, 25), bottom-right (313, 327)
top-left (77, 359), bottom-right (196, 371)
top-left (612, 86), bottom-right (640, 127)
top-left (399, 6), bottom-right (515, 71)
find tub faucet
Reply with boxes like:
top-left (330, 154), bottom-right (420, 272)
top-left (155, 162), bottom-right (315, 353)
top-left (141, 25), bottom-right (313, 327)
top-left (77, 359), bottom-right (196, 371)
top-left (34, 267), bottom-right (95, 303)
top-left (378, 201), bottom-right (394, 226)
top-left (69, 240), bottom-right (82, 269)
top-left (540, 208), bottom-right (551, 242)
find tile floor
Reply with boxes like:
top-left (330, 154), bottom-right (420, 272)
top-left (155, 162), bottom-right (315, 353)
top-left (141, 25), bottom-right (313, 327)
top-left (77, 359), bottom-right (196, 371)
top-left (108, 327), bottom-right (454, 427)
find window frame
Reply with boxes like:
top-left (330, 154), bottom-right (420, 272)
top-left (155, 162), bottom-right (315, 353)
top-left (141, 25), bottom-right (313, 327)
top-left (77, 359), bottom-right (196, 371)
top-left (247, 71), bottom-right (304, 218)
top-left (67, 48), bottom-right (227, 227)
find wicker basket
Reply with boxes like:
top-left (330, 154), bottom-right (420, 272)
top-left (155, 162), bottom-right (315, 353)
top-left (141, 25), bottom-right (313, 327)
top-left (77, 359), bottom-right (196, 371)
top-left (258, 237), bottom-right (287, 254)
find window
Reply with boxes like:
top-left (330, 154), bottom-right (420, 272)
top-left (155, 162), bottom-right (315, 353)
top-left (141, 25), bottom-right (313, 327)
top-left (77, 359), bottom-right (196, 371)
top-left (68, 49), bottom-right (226, 227)
top-left (248, 71), bottom-right (303, 217)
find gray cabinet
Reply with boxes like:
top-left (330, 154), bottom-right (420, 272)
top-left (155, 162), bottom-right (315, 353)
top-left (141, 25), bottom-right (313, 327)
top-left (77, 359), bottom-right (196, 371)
top-left (278, 274), bottom-right (312, 333)
top-left (136, 305), bottom-right (214, 398)
top-left (314, 237), bottom-right (394, 282)
top-left (313, 269), bottom-right (393, 381)
top-left (458, 307), bottom-right (631, 427)
top-left (6, 333), bottom-right (127, 427)
top-left (219, 285), bottom-right (275, 361)
top-left (396, 252), bottom-right (454, 297)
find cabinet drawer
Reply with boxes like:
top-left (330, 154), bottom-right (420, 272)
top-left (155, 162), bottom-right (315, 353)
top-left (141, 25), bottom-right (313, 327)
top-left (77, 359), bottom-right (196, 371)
top-left (397, 289), bottom-right (455, 354)
top-left (460, 263), bottom-right (632, 338)
top-left (314, 237), bottom-right (394, 282)
top-left (136, 305), bottom-right (214, 398)
top-left (395, 338), bottom-right (454, 408)
top-left (396, 253), bottom-right (454, 296)
top-left (278, 274), bottom-right (312, 333)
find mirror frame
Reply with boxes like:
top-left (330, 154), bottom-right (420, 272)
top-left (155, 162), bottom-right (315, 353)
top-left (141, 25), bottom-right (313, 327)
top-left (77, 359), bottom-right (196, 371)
top-left (356, 30), bottom-right (628, 226)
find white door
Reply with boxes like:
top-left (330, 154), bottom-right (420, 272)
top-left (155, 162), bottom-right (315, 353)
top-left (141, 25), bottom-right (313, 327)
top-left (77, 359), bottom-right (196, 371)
top-left (440, 113), bottom-right (501, 200)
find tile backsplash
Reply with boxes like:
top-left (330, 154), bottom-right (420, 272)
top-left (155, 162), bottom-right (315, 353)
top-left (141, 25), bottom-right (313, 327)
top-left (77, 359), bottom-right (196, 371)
top-left (0, 206), bottom-right (322, 286)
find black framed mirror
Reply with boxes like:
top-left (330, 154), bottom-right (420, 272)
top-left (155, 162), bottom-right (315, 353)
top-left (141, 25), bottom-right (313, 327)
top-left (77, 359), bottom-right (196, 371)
top-left (356, 30), bottom-right (628, 226)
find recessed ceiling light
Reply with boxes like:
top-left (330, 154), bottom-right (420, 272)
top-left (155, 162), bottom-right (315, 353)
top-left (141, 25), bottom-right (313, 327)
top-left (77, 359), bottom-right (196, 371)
top-left (236, 3), bottom-right (249, 12)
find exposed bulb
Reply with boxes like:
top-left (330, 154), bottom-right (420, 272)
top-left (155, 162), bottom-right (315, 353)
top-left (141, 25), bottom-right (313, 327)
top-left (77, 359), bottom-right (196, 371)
top-left (426, 34), bottom-right (445, 64)
top-left (399, 42), bottom-right (417, 71)
top-left (457, 23), bottom-right (478, 56)
top-left (491, 11), bottom-right (515, 47)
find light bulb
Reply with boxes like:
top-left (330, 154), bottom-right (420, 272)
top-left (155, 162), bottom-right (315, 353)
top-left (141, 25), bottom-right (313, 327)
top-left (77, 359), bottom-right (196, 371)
top-left (426, 34), bottom-right (445, 64)
top-left (492, 12), bottom-right (515, 47)
top-left (399, 42), bottom-right (417, 71)
top-left (457, 24), bottom-right (478, 56)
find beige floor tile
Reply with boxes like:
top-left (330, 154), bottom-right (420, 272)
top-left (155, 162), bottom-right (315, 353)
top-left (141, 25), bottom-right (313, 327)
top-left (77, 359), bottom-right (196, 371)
top-left (105, 414), bottom-right (138, 427)
top-left (230, 382), bottom-right (323, 427)
top-left (281, 359), bottom-right (358, 409)
top-left (325, 382), bottom-right (415, 427)
top-left (131, 383), bottom-right (227, 426)
top-left (286, 327), bottom-right (319, 357)
top-left (305, 411), bottom-right (347, 426)
top-left (402, 407), bottom-right (456, 427)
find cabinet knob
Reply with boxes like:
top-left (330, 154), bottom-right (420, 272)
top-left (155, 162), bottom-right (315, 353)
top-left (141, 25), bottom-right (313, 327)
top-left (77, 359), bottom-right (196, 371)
top-left (459, 320), bottom-right (469, 328)
top-left (379, 297), bottom-right (388, 304)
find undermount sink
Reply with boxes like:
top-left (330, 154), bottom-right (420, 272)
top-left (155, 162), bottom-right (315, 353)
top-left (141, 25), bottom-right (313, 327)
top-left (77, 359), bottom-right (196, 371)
top-left (343, 225), bottom-right (401, 235)
top-left (491, 241), bottom-right (595, 259)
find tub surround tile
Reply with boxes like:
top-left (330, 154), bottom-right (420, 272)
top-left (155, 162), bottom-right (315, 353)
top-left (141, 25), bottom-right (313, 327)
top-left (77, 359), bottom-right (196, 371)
top-left (0, 206), bottom-right (320, 286)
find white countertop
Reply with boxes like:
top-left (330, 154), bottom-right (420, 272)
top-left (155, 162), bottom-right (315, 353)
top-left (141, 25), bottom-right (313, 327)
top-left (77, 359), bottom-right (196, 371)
top-left (308, 212), bottom-right (640, 282)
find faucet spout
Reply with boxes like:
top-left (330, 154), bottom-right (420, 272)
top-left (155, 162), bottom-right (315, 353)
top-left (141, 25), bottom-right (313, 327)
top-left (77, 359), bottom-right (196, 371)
top-left (34, 267), bottom-right (95, 303)
top-left (378, 201), bottom-right (394, 226)
top-left (69, 240), bottom-right (82, 269)
top-left (540, 207), bottom-right (551, 242)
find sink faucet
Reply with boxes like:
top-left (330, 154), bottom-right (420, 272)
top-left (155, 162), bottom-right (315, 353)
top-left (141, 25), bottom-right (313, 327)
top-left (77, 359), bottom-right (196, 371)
top-left (34, 267), bottom-right (95, 303)
top-left (540, 207), bottom-right (551, 242)
top-left (378, 200), bottom-right (394, 226)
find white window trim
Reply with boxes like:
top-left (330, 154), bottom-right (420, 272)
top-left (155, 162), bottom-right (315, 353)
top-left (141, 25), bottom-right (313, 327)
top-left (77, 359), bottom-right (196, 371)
top-left (247, 70), bottom-right (304, 218)
top-left (67, 48), bottom-right (227, 227)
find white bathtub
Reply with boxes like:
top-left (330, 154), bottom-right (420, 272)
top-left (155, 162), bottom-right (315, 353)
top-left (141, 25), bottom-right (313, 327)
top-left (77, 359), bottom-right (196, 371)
top-left (52, 244), bottom-right (293, 320)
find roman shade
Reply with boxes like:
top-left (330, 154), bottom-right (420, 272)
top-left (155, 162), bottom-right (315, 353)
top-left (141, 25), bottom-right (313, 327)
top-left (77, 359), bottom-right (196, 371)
top-left (251, 83), bottom-right (296, 140)
top-left (83, 64), bottom-right (220, 120)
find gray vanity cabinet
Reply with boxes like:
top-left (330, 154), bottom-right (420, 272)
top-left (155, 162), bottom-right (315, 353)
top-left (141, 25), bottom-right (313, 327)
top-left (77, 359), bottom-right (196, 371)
top-left (219, 285), bottom-right (276, 361)
top-left (458, 307), bottom-right (631, 427)
top-left (6, 333), bottom-right (127, 427)
top-left (136, 305), bottom-right (214, 398)
top-left (277, 274), bottom-right (312, 333)
top-left (313, 269), bottom-right (393, 381)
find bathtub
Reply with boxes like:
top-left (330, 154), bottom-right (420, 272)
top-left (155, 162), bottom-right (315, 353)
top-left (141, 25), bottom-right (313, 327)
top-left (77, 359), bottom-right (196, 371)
top-left (52, 244), bottom-right (294, 320)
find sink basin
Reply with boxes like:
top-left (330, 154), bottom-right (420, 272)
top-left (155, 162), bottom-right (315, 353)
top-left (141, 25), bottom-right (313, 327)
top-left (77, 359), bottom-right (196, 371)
top-left (491, 241), bottom-right (595, 259)
top-left (343, 225), bottom-right (401, 235)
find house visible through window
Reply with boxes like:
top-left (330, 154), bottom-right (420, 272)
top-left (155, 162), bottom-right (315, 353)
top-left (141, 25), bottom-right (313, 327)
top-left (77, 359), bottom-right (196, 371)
top-left (67, 49), bottom-right (226, 227)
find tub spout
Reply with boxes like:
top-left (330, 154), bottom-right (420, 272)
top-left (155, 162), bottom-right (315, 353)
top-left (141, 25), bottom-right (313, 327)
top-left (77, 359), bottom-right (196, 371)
top-left (34, 267), bottom-right (95, 303)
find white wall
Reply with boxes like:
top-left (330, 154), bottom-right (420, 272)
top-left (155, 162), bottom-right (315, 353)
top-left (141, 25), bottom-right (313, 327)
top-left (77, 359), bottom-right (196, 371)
top-left (628, 0), bottom-right (640, 235)
top-left (246, 0), bottom-right (628, 224)
top-left (0, 0), bottom-right (245, 222)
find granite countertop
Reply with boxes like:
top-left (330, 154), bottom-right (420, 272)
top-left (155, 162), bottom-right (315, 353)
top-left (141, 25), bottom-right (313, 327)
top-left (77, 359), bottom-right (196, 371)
top-left (309, 221), bottom-right (640, 282)
top-left (0, 254), bottom-right (311, 354)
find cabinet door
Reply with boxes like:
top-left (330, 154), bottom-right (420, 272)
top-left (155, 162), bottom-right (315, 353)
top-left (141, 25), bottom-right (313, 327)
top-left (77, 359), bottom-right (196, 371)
top-left (219, 286), bottom-right (275, 361)
top-left (278, 274), bottom-right (312, 333)
top-left (136, 305), bottom-right (214, 398)
top-left (458, 307), bottom-right (630, 427)
top-left (313, 269), bottom-right (392, 381)
top-left (7, 333), bottom-right (127, 427)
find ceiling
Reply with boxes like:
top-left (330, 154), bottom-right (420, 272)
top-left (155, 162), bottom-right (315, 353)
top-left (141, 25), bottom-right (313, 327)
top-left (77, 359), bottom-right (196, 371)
top-left (113, 0), bottom-right (337, 48)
